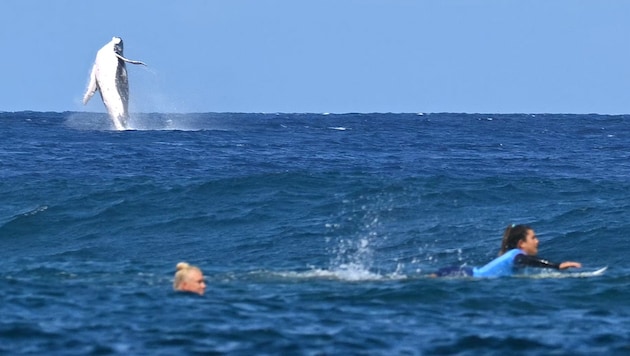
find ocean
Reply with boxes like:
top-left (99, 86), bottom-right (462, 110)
top-left (1, 111), bottom-right (629, 355)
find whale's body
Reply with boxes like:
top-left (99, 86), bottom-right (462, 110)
top-left (83, 37), bottom-right (146, 130)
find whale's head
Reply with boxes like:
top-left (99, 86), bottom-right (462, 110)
top-left (112, 36), bottom-right (124, 55)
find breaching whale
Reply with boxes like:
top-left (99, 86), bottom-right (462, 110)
top-left (83, 37), bottom-right (146, 130)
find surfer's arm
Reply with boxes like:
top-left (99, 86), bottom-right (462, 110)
top-left (514, 254), bottom-right (560, 269)
top-left (558, 261), bottom-right (582, 269)
top-left (514, 254), bottom-right (581, 270)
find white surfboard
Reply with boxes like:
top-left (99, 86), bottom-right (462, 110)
top-left (571, 266), bottom-right (607, 277)
top-left (519, 266), bottom-right (607, 279)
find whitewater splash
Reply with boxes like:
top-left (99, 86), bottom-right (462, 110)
top-left (64, 112), bottom-right (234, 131)
top-left (253, 264), bottom-right (607, 282)
top-left (269, 265), bottom-right (406, 282)
top-left (215, 193), bottom-right (412, 282)
top-left (286, 193), bottom-right (412, 281)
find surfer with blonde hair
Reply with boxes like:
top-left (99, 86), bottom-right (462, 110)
top-left (173, 262), bottom-right (206, 295)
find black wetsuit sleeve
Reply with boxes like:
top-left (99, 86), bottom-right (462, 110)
top-left (514, 254), bottom-right (561, 269)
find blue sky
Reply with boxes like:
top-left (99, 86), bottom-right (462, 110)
top-left (2, 1), bottom-right (630, 114)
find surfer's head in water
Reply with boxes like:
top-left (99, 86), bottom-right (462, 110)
top-left (498, 224), bottom-right (581, 270)
top-left (174, 262), bottom-right (206, 295)
top-left (499, 224), bottom-right (537, 256)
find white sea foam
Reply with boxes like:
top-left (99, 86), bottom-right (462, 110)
top-left (64, 112), bottom-right (113, 130)
top-left (65, 112), bottom-right (231, 132)
top-left (270, 264), bottom-right (407, 282)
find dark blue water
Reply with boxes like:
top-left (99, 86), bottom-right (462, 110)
top-left (1, 112), bottom-right (629, 355)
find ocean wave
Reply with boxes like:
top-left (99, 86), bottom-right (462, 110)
top-left (0, 205), bottom-right (49, 232)
top-left (2, 111), bottom-right (630, 354)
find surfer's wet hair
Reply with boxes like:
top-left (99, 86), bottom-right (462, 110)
top-left (499, 224), bottom-right (532, 255)
top-left (173, 262), bottom-right (201, 290)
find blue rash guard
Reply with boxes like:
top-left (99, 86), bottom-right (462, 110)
top-left (434, 249), bottom-right (562, 278)
top-left (472, 249), bottom-right (524, 277)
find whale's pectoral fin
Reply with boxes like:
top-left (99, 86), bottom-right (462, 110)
top-left (115, 53), bottom-right (147, 66)
top-left (82, 65), bottom-right (98, 105)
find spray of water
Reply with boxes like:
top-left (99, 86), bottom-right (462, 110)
top-left (317, 194), bottom-right (408, 281)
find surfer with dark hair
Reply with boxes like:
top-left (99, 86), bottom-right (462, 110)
top-left (434, 224), bottom-right (582, 277)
